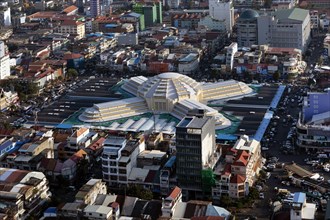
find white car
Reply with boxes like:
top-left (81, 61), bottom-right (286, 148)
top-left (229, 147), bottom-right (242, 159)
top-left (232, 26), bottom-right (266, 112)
top-left (262, 147), bottom-right (269, 151)
top-left (259, 193), bottom-right (265, 199)
top-left (267, 163), bottom-right (276, 169)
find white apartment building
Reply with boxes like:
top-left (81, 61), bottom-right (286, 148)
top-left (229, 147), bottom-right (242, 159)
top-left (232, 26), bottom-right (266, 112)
top-left (212, 135), bottom-right (262, 200)
top-left (310, 10), bottom-right (319, 29)
top-left (257, 8), bottom-right (311, 53)
top-left (67, 128), bottom-right (98, 153)
top-left (0, 41), bottom-right (10, 79)
top-left (75, 179), bottom-right (107, 205)
top-left (0, 4), bottom-right (11, 26)
top-left (208, 0), bottom-right (234, 33)
top-left (101, 137), bottom-right (145, 186)
top-left (56, 20), bottom-right (86, 40)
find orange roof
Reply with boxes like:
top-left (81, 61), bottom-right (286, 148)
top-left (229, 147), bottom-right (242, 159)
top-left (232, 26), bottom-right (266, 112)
top-left (63, 5), bottom-right (78, 14)
top-left (61, 20), bottom-right (83, 26)
top-left (233, 150), bottom-right (249, 166)
top-left (167, 186), bottom-right (181, 200)
top-left (71, 149), bottom-right (87, 163)
top-left (230, 174), bottom-right (246, 184)
top-left (73, 127), bottom-right (88, 138)
top-left (88, 137), bottom-right (106, 151)
top-left (27, 11), bottom-right (58, 19)
top-left (63, 53), bottom-right (83, 60)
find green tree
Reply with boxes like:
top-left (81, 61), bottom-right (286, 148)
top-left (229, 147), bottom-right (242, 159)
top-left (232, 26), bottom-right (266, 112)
top-left (202, 168), bottom-right (216, 193)
top-left (259, 169), bottom-right (267, 180)
top-left (67, 68), bottom-right (78, 79)
top-left (126, 185), bottom-right (153, 200)
top-left (248, 187), bottom-right (259, 200)
top-left (220, 195), bottom-right (232, 207)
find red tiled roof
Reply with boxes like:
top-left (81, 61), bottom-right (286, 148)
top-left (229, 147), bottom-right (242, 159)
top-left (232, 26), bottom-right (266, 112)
top-left (63, 5), bottom-right (78, 14)
top-left (230, 174), bottom-right (246, 184)
top-left (72, 127), bottom-right (88, 138)
top-left (167, 186), bottom-right (181, 200)
top-left (233, 150), bottom-right (249, 166)
top-left (70, 149), bottom-right (87, 163)
top-left (63, 53), bottom-right (83, 60)
top-left (27, 11), bottom-right (58, 19)
top-left (88, 137), bottom-right (105, 151)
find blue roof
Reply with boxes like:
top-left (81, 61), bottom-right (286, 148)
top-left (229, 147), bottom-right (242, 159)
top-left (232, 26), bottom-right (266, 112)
top-left (134, 57), bottom-right (140, 65)
top-left (216, 134), bottom-right (238, 141)
top-left (293, 192), bottom-right (306, 204)
top-left (56, 123), bottom-right (73, 129)
top-left (7, 144), bottom-right (21, 154)
top-left (105, 24), bottom-right (119, 28)
top-left (0, 139), bottom-right (13, 152)
top-left (44, 207), bottom-right (57, 214)
top-left (253, 111), bottom-right (273, 142)
top-left (270, 85), bottom-right (286, 109)
top-left (164, 156), bottom-right (176, 168)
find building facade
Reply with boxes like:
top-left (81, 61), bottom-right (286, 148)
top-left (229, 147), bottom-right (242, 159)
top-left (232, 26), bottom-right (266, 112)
top-left (237, 9), bottom-right (259, 47)
top-left (90, 0), bottom-right (101, 18)
top-left (212, 135), bottom-right (262, 201)
top-left (0, 41), bottom-right (10, 79)
top-left (208, 0), bottom-right (234, 33)
top-left (56, 20), bottom-right (86, 40)
top-left (176, 115), bottom-right (216, 200)
top-left (0, 4), bottom-right (11, 27)
top-left (296, 90), bottom-right (330, 151)
top-left (258, 8), bottom-right (311, 53)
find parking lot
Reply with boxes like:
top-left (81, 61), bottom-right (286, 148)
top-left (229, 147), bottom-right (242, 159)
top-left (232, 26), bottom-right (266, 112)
top-left (25, 77), bottom-right (121, 125)
top-left (219, 85), bottom-right (280, 136)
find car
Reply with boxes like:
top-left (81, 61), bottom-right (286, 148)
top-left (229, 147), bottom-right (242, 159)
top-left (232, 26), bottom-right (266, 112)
top-left (262, 147), bottom-right (269, 151)
top-left (267, 163), bottom-right (276, 169)
top-left (256, 185), bottom-right (263, 191)
top-left (259, 193), bottom-right (265, 199)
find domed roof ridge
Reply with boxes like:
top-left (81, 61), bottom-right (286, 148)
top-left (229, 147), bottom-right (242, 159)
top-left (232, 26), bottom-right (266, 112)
top-left (239, 9), bottom-right (259, 20)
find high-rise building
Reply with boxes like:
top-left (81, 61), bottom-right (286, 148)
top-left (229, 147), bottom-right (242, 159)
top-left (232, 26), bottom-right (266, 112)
top-left (208, 0), bottom-right (234, 33)
top-left (132, 1), bottom-right (162, 27)
top-left (296, 90), bottom-right (330, 151)
top-left (0, 3), bottom-right (11, 27)
top-left (0, 41), bottom-right (10, 79)
top-left (236, 9), bottom-right (259, 47)
top-left (176, 112), bottom-right (216, 200)
top-left (90, 0), bottom-right (101, 18)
